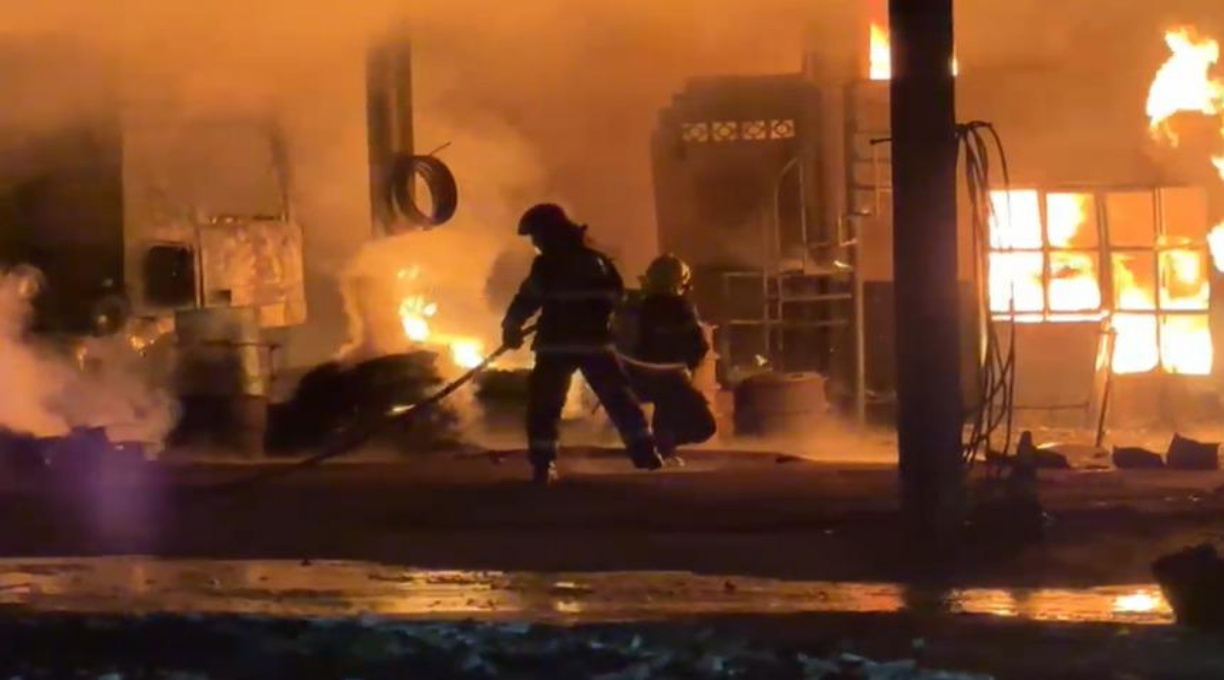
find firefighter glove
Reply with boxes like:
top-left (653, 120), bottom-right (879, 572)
top-left (502, 325), bottom-right (525, 350)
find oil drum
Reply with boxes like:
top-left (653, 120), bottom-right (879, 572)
top-left (733, 372), bottom-right (829, 437)
top-left (172, 307), bottom-right (269, 456)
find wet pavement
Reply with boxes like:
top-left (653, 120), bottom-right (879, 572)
top-left (0, 558), bottom-right (1174, 626)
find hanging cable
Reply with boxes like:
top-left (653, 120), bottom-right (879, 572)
top-left (388, 153), bottom-right (459, 227)
top-left (957, 121), bottom-right (1017, 471)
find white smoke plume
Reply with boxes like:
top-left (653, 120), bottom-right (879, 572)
top-left (0, 266), bottom-right (178, 446)
top-left (337, 112), bottom-right (545, 364)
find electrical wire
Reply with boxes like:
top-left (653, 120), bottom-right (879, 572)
top-left (389, 153), bottom-right (459, 227)
top-left (957, 121), bottom-right (1017, 471)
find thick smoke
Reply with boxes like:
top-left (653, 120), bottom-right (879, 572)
top-left (0, 268), bottom-right (72, 437)
top-left (0, 267), bottom-right (177, 445)
top-left (1, 0), bottom-right (1223, 452)
top-left (337, 113), bottom-right (545, 362)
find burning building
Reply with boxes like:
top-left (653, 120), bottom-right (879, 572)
top-left (3, 0), bottom-right (1224, 458)
top-left (651, 3), bottom-right (1224, 441)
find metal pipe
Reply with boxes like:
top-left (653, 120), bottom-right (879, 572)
top-left (853, 232), bottom-right (868, 428)
top-left (772, 157), bottom-right (802, 367)
top-left (366, 27), bottom-right (414, 233)
top-left (366, 44), bottom-right (394, 229)
top-left (1095, 328), bottom-right (1116, 448)
top-left (773, 157), bottom-right (801, 270)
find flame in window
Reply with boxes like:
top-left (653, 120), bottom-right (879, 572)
top-left (988, 190), bottom-right (1211, 375)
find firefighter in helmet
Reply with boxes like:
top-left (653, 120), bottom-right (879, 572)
top-left (502, 204), bottom-right (663, 485)
top-left (623, 253), bottom-right (716, 461)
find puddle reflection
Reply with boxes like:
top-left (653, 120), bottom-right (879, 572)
top-left (0, 558), bottom-right (1173, 625)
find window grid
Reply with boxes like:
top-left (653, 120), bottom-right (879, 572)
top-left (989, 187), bottom-right (1210, 375)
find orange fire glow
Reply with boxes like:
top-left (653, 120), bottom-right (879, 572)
top-left (869, 23), bottom-right (891, 81)
top-left (1208, 224), bottom-right (1224, 271)
top-left (988, 191), bottom-right (1102, 321)
top-left (985, 28), bottom-right (1224, 377)
top-left (395, 267), bottom-right (487, 369)
top-left (867, 22), bottom-right (958, 81)
top-left (1146, 28), bottom-right (1224, 145)
top-left (989, 190), bottom-right (1213, 375)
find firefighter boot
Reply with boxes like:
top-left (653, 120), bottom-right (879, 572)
top-left (529, 441), bottom-right (561, 486)
top-left (656, 432), bottom-right (685, 467)
top-left (532, 461), bottom-right (560, 486)
top-left (628, 439), bottom-right (664, 471)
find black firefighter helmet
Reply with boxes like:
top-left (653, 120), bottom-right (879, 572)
top-left (518, 203), bottom-right (588, 249)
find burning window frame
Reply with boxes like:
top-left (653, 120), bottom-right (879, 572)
top-left (988, 186), bottom-right (1213, 376)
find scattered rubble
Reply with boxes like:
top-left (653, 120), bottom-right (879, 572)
top-left (0, 615), bottom-right (993, 679)
top-left (1165, 434), bottom-right (1220, 471)
top-left (1112, 447), bottom-right (1165, 470)
top-left (1153, 544), bottom-right (1224, 630)
top-left (0, 425), bottom-right (147, 483)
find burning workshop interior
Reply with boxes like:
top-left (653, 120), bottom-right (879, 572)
top-left (652, 2), bottom-right (1224, 462)
top-left (0, 1), bottom-right (1222, 467)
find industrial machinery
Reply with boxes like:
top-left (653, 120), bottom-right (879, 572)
top-left (651, 74), bottom-right (865, 425)
top-left (0, 33), bottom-right (451, 456)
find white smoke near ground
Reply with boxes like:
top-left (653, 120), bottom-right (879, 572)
top-left (0, 267), bottom-right (75, 437)
top-left (333, 108), bottom-right (619, 448)
top-left (0, 267), bottom-right (178, 447)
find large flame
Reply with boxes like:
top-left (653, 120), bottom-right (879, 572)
top-left (1147, 28), bottom-right (1224, 192)
top-left (1146, 28), bottom-right (1224, 145)
top-left (1208, 224), bottom-right (1224, 271)
top-left (985, 27), bottom-right (1224, 377)
top-left (395, 267), bottom-right (487, 369)
top-left (1147, 27), bottom-right (1224, 319)
top-left (869, 23), bottom-right (891, 81)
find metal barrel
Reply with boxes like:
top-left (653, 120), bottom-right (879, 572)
top-left (733, 372), bottom-right (829, 437)
top-left (173, 307), bottom-right (269, 456)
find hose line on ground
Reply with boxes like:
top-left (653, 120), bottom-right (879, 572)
top-left (194, 326), bottom-right (536, 495)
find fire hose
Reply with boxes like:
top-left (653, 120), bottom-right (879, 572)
top-left (198, 325), bottom-right (536, 494)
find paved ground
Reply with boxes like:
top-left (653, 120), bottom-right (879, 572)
top-left (1, 449), bottom-right (1223, 677)
top-left (0, 557), bottom-right (1216, 678)
top-left (1, 447), bottom-right (1220, 587)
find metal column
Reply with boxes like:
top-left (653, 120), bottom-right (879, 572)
top-left (888, 0), bottom-right (964, 541)
top-left (366, 28), bottom-right (414, 233)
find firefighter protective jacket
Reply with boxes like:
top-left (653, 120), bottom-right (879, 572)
top-left (632, 294), bottom-right (710, 370)
top-left (503, 246), bottom-right (625, 353)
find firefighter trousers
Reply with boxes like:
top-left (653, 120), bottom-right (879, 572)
top-left (527, 350), bottom-right (656, 466)
top-left (626, 363), bottom-right (717, 455)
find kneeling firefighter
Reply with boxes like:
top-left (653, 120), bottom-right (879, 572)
top-left (623, 254), bottom-right (717, 460)
top-left (502, 204), bottom-right (663, 485)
